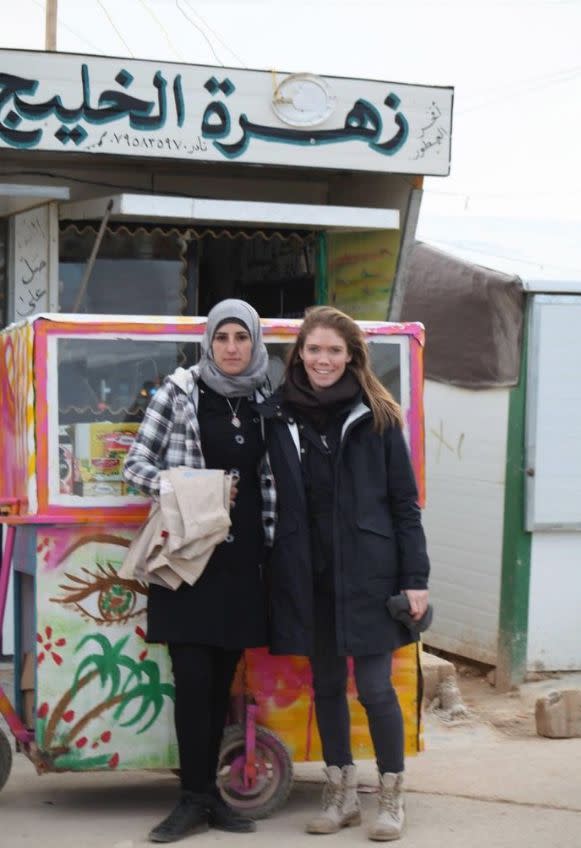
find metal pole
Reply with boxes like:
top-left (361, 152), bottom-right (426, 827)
top-left (388, 184), bottom-right (423, 322)
top-left (45, 0), bottom-right (58, 51)
top-left (72, 199), bottom-right (114, 313)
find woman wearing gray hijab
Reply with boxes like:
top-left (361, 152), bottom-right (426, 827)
top-left (124, 300), bottom-right (275, 843)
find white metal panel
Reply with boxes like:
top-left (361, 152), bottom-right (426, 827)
top-left (421, 381), bottom-right (509, 664)
top-left (527, 532), bottom-right (581, 670)
top-left (1, 576), bottom-right (14, 656)
top-left (0, 184), bottom-right (69, 216)
top-left (523, 280), bottom-right (581, 294)
top-left (9, 206), bottom-right (51, 322)
top-left (526, 296), bottom-right (581, 530)
top-left (1, 532), bottom-right (14, 656)
top-left (60, 194), bottom-right (399, 231)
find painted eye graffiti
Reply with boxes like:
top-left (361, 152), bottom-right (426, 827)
top-left (51, 562), bottom-right (148, 625)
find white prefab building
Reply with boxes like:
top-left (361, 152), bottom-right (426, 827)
top-left (421, 381), bottom-right (509, 666)
top-left (399, 241), bottom-right (581, 684)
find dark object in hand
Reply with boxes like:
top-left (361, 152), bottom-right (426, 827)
top-left (386, 592), bottom-right (433, 637)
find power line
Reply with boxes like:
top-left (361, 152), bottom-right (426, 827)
top-left (96, 0), bottom-right (135, 57)
top-left (181, 0), bottom-right (247, 67)
top-left (138, 0), bottom-right (184, 61)
top-left (457, 64), bottom-right (581, 114)
top-left (462, 62), bottom-right (581, 100)
top-left (425, 238), bottom-right (581, 275)
top-left (424, 186), bottom-right (581, 199)
top-left (175, 0), bottom-right (224, 66)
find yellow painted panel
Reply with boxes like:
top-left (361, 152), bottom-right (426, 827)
top-left (243, 644), bottom-right (421, 761)
top-left (327, 230), bottom-right (401, 319)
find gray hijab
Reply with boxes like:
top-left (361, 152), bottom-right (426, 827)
top-left (197, 299), bottom-right (269, 398)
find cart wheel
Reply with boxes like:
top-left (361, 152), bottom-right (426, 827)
top-left (218, 724), bottom-right (293, 819)
top-left (0, 728), bottom-right (13, 793)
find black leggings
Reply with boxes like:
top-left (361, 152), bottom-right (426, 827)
top-left (168, 643), bottom-right (241, 793)
top-left (310, 594), bottom-right (404, 774)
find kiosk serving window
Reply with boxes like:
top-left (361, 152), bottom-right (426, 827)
top-left (52, 334), bottom-right (198, 501)
top-left (46, 327), bottom-right (408, 506)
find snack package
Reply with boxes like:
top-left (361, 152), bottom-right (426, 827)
top-left (81, 481), bottom-right (125, 497)
top-left (74, 422), bottom-right (139, 483)
top-left (78, 456), bottom-right (125, 482)
top-left (58, 425), bottom-right (74, 494)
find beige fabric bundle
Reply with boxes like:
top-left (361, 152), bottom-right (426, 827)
top-left (120, 467), bottom-right (232, 590)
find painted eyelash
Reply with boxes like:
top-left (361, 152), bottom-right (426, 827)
top-left (51, 562), bottom-right (147, 626)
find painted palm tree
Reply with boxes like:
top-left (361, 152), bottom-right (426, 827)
top-left (38, 633), bottom-right (174, 768)
top-left (114, 656), bottom-right (174, 733)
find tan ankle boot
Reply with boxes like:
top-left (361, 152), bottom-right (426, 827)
top-left (368, 772), bottom-right (405, 841)
top-left (306, 764), bottom-right (361, 834)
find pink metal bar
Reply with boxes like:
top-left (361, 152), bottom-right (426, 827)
top-left (243, 703), bottom-right (258, 788)
top-left (0, 525), bottom-right (15, 632)
top-left (0, 526), bottom-right (35, 746)
top-left (0, 685), bottom-right (33, 745)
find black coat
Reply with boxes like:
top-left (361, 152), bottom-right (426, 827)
top-left (146, 388), bottom-right (267, 649)
top-left (262, 396), bottom-right (430, 657)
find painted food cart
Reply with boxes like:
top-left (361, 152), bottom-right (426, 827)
top-left (0, 313), bottom-right (426, 815)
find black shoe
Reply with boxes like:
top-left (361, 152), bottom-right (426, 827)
top-left (148, 792), bottom-right (209, 843)
top-left (205, 789), bottom-right (256, 833)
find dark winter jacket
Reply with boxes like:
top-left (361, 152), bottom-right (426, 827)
top-left (262, 393), bottom-right (430, 657)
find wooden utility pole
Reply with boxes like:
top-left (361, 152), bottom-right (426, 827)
top-left (45, 0), bottom-right (58, 51)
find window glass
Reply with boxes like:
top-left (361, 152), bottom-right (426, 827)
top-left (56, 337), bottom-right (198, 498)
top-left (59, 227), bottom-right (193, 315)
top-left (199, 235), bottom-right (315, 318)
top-left (368, 340), bottom-right (401, 403)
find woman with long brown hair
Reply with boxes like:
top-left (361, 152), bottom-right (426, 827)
top-left (262, 306), bottom-right (430, 842)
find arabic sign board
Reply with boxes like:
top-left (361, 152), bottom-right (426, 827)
top-left (0, 50), bottom-right (453, 175)
top-left (12, 206), bottom-right (50, 320)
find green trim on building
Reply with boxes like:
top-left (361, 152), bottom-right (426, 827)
top-left (315, 232), bottom-right (328, 305)
top-left (496, 300), bottom-right (532, 691)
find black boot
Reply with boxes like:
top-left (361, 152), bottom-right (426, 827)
top-left (205, 787), bottom-right (256, 833)
top-left (148, 791), bottom-right (209, 843)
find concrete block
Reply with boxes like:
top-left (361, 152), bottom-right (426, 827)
top-left (421, 650), bottom-right (456, 705)
top-left (535, 689), bottom-right (581, 738)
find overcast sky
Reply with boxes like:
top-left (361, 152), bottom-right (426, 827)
top-left (2, 0), bottom-right (581, 275)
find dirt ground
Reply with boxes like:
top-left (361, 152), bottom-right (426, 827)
top-left (431, 653), bottom-right (574, 739)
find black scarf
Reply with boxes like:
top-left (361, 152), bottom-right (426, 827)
top-left (282, 362), bottom-right (362, 432)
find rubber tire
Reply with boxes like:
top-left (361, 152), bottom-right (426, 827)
top-left (0, 728), bottom-right (13, 793)
top-left (218, 723), bottom-right (293, 820)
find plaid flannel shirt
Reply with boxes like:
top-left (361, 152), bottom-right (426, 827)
top-left (123, 366), bottom-right (277, 546)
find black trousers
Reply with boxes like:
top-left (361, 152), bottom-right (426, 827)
top-left (310, 591), bottom-right (404, 774)
top-left (168, 643), bottom-right (241, 794)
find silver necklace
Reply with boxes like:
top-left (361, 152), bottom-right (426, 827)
top-left (225, 397), bottom-right (243, 428)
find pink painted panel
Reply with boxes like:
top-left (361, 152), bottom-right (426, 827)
top-left (0, 322), bottom-right (34, 509)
